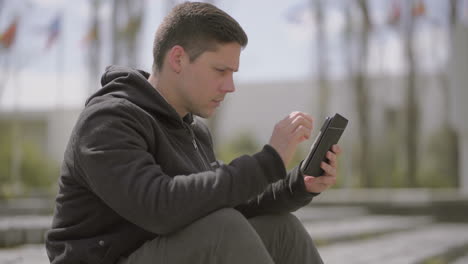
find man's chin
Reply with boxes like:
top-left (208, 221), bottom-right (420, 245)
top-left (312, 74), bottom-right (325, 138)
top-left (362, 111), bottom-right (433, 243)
top-left (194, 109), bottom-right (216, 119)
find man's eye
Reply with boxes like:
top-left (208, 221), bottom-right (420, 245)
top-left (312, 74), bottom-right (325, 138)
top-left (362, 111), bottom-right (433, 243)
top-left (216, 68), bottom-right (225, 73)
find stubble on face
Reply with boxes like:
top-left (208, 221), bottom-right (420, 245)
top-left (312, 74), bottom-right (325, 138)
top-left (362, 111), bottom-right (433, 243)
top-left (179, 42), bottom-right (241, 119)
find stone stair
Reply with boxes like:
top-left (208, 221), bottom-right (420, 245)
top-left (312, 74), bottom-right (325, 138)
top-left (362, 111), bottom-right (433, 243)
top-left (0, 216), bottom-right (50, 247)
top-left (317, 223), bottom-right (468, 264)
top-left (0, 244), bottom-right (49, 264)
top-left (1, 205), bottom-right (468, 264)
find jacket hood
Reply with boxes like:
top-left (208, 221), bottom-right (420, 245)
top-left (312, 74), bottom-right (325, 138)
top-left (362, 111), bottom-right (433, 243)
top-left (86, 65), bottom-right (192, 127)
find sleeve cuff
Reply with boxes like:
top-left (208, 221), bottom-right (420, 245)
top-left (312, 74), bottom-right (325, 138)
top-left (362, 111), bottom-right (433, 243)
top-left (252, 145), bottom-right (287, 183)
top-left (288, 162), bottom-right (321, 199)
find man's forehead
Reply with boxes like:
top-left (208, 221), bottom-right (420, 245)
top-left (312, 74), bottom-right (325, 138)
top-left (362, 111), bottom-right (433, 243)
top-left (204, 43), bottom-right (241, 70)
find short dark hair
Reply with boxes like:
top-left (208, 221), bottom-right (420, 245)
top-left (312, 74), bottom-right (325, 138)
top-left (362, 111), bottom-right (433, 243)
top-left (152, 2), bottom-right (248, 73)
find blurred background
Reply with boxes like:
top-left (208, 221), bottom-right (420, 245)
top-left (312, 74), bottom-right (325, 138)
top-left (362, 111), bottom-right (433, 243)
top-left (1, 0), bottom-right (467, 195)
top-left (1, 0), bottom-right (468, 263)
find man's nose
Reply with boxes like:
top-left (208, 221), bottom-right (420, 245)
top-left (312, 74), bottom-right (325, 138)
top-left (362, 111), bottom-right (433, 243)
top-left (221, 75), bottom-right (235, 93)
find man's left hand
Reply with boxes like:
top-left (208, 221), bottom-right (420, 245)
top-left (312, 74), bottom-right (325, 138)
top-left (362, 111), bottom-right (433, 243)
top-left (304, 145), bottom-right (342, 193)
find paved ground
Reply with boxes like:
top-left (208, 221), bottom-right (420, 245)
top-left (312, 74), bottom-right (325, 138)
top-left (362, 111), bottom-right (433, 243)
top-left (319, 224), bottom-right (468, 264)
top-left (452, 254), bottom-right (468, 264)
top-left (0, 245), bottom-right (48, 264)
top-left (1, 206), bottom-right (468, 264)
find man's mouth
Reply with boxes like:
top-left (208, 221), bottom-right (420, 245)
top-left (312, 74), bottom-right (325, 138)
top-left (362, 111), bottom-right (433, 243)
top-left (212, 98), bottom-right (223, 107)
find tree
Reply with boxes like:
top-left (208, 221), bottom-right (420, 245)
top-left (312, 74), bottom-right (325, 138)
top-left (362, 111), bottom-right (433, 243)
top-left (312, 0), bottom-right (329, 122)
top-left (352, 0), bottom-right (372, 187)
top-left (85, 0), bottom-right (101, 96)
top-left (403, 0), bottom-right (421, 187)
top-left (437, 0), bottom-right (460, 186)
top-left (111, 0), bottom-right (145, 67)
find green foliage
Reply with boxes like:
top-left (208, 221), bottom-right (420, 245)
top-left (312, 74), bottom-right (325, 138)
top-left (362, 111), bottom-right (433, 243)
top-left (216, 131), bottom-right (311, 172)
top-left (216, 131), bottom-right (260, 164)
top-left (20, 140), bottom-right (58, 188)
top-left (0, 131), bottom-right (12, 185)
top-left (217, 125), bottom-right (461, 189)
top-left (0, 121), bottom-right (59, 197)
top-left (344, 124), bottom-right (459, 189)
top-left (418, 126), bottom-right (459, 188)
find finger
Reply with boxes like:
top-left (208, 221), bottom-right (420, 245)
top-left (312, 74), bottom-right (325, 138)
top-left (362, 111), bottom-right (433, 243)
top-left (292, 125), bottom-right (312, 142)
top-left (291, 115), bottom-right (313, 131)
top-left (326, 151), bottom-right (337, 168)
top-left (319, 175), bottom-right (337, 185)
top-left (332, 144), bottom-right (342, 155)
top-left (306, 175), bottom-right (335, 191)
top-left (321, 161), bottom-right (336, 176)
top-left (289, 111), bottom-right (313, 124)
top-left (304, 176), bottom-right (314, 183)
top-left (304, 176), bottom-right (325, 187)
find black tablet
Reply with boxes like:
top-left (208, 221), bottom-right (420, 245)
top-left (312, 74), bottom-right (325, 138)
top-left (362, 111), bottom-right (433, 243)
top-left (300, 113), bottom-right (348, 176)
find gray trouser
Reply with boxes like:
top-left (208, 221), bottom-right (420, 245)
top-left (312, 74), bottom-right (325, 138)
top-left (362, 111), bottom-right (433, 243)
top-left (117, 208), bottom-right (323, 264)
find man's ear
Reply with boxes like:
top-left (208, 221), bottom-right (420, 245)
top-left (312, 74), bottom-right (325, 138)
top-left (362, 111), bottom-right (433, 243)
top-left (167, 45), bottom-right (186, 74)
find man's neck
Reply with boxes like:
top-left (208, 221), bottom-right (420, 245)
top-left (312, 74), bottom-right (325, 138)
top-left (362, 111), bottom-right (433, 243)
top-left (148, 73), bottom-right (187, 118)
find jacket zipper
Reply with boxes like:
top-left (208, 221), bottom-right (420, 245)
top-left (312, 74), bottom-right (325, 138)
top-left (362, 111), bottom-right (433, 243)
top-left (186, 125), bottom-right (211, 171)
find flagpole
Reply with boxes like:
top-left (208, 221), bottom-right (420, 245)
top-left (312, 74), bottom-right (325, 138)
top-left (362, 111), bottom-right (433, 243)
top-left (11, 46), bottom-right (22, 196)
top-left (56, 12), bottom-right (64, 110)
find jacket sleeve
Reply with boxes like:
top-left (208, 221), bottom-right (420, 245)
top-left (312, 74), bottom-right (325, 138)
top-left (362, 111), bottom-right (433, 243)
top-left (74, 101), bottom-right (287, 235)
top-left (235, 157), bottom-right (320, 218)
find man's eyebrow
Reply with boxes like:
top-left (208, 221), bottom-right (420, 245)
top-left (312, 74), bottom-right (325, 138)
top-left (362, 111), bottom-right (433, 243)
top-left (214, 64), bottom-right (239, 72)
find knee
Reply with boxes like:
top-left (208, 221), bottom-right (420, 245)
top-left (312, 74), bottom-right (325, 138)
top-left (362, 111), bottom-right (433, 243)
top-left (269, 213), bottom-right (305, 231)
top-left (206, 208), bottom-right (252, 235)
top-left (208, 208), bottom-right (245, 222)
top-left (263, 213), bottom-right (310, 240)
top-left (201, 208), bottom-right (267, 250)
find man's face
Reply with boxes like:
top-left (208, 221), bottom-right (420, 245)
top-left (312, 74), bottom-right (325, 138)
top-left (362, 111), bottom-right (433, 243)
top-left (176, 42), bottom-right (241, 118)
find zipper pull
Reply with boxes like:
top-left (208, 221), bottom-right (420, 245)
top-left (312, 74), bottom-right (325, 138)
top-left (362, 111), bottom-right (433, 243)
top-left (192, 138), bottom-right (198, 150)
top-left (187, 125), bottom-right (199, 150)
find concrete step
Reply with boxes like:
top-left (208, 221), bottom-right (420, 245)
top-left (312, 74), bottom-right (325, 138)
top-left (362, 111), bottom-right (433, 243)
top-left (0, 208), bottom-right (465, 264)
top-left (0, 198), bottom-right (53, 216)
top-left (0, 206), bottom-right (366, 248)
top-left (293, 206), bottom-right (369, 222)
top-left (452, 253), bottom-right (468, 264)
top-left (1, 222), bottom-right (468, 264)
top-left (0, 244), bottom-right (48, 264)
top-left (317, 223), bottom-right (468, 264)
top-left (0, 216), bottom-right (51, 247)
top-left (304, 215), bottom-right (433, 245)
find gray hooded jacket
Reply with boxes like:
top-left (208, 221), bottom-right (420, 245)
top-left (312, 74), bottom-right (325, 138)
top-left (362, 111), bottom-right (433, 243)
top-left (45, 65), bottom-right (316, 264)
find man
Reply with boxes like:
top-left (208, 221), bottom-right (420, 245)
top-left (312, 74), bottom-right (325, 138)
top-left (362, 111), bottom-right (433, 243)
top-left (46, 2), bottom-right (341, 264)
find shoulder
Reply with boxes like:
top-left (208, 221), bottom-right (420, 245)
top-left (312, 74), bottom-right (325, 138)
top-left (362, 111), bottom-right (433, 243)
top-left (75, 97), bottom-right (153, 141)
top-left (82, 97), bottom-right (150, 125)
top-left (192, 117), bottom-right (214, 146)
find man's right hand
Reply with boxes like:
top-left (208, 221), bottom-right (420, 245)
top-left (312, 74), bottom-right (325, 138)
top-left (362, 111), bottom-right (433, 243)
top-left (268, 112), bottom-right (313, 167)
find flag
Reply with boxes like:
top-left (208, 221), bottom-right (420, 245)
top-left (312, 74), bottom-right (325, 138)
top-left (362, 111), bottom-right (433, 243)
top-left (118, 17), bottom-right (142, 38)
top-left (45, 14), bottom-right (62, 50)
top-left (284, 2), bottom-right (311, 25)
top-left (412, 0), bottom-right (426, 17)
top-left (0, 18), bottom-right (18, 49)
top-left (82, 22), bottom-right (98, 46)
top-left (387, 0), bottom-right (401, 26)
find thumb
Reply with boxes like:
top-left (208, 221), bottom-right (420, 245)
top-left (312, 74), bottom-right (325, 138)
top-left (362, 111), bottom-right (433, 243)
top-left (304, 176), bottom-right (315, 182)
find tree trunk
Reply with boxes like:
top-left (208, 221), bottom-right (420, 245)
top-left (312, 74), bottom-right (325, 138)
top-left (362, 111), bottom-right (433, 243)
top-left (355, 0), bottom-right (372, 187)
top-left (87, 0), bottom-right (101, 96)
top-left (404, 1), bottom-right (419, 187)
top-left (313, 0), bottom-right (329, 122)
top-left (438, 0), bottom-right (459, 186)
